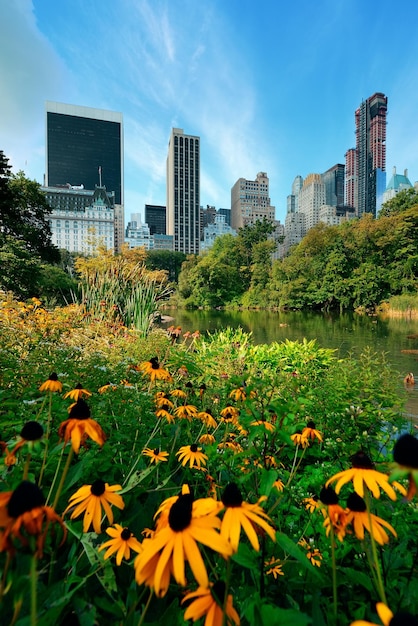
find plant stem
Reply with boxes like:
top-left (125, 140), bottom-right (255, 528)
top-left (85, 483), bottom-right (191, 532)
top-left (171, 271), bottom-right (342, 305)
top-left (329, 523), bottom-right (338, 625)
top-left (52, 446), bottom-right (74, 510)
top-left (30, 552), bottom-right (38, 626)
top-left (364, 489), bottom-right (387, 604)
top-left (137, 589), bottom-right (154, 626)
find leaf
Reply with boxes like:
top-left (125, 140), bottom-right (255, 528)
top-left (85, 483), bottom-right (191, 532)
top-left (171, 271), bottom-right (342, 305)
top-left (275, 532), bottom-right (322, 578)
top-left (119, 465), bottom-right (155, 494)
top-left (339, 567), bottom-right (373, 591)
top-left (260, 468), bottom-right (279, 498)
top-left (260, 604), bottom-right (312, 626)
top-left (232, 542), bottom-right (260, 570)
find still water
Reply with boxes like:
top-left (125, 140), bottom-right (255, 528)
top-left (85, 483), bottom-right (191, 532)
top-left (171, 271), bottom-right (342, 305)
top-left (161, 308), bottom-right (418, 420)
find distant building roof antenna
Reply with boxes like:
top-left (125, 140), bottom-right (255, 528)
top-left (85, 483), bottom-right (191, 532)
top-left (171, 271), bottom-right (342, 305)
top-left (98, 165), bottom-right (102, 187)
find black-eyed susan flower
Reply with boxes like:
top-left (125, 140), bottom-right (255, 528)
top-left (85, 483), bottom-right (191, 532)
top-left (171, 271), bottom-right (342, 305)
top-left (220, 406), bottom-right (239, 424)
top-left (176, 444), bottom-right (208, 469)
top-left (199, 433), bottom-right (215, 446)
top-left (155, 394), bottom-right (174, 410)
top-left (171, 388), bottom-right (187, 399)
top-left (58, 399), bottom-right (106, 454)
top-left (0, 481), bottom-right (66, 556)
top-left (218, 440), bottom-right (243, 453)
top-left (250, 419), bottom-right (275, 433)
top-left (99, 524), bottom-right (142, 565)
top-left (63, 383), bottom-right (92, 401)
top-left (174, 404), bottom-right (198, 420)
top-left (134, 492), bottom-right (233, 597)
top-left (302, 420), bottom-right (323, 442)
top-left (137, 357), bottom-right (172, 382)
top-left (350, 603), bottom-right (418, 626)
top-left (290, 432), bottom-right (310, 448)
top-left (198, 409), bottom-right (217, 429)
top-left (298, 538), bottom-right (322, 567)
top-left (98, 382), bottom-right (117, 394)
top-left (326, 451), bottom-right (397, 500)
top-left (39, 372), bottom-right (62, 393)
top-left (391, 433), bottom-right (418, 500)
top-left (5, 421), bottom-right (44, 466)
top-left (265, 556), bottom-right (284, 578)
top-left (143, 448), bottom-right (169, 464)
top-left (320, 486), bottom-right (348, 542)
top-left (219, 483), bottom-right (276, 552)
top-left (155, 407), bottom-right (175, 423)
top-left (345, 492), bottom-right (397, 546)
top-left (229, 387), bottom-right (247, 402)
top-left (273, 478), bottom-right (284, 493)
top-left (182, 581), bottom-right (240, 626)
top-left (303, 496), bottom-right (323, 515)
top-left (64, 480), bottom-right (125, 534)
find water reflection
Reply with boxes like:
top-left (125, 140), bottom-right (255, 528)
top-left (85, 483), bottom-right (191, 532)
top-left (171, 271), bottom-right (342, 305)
top-left (161, 308), bottom-right (418, 421)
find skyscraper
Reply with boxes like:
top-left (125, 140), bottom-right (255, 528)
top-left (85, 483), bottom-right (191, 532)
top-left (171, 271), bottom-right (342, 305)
top-left (345, 92), bottom-right (387, 217)
top-left (45, 101), bottom-right (124, 251)
top-left (166, 128), bottom-right (200, 254)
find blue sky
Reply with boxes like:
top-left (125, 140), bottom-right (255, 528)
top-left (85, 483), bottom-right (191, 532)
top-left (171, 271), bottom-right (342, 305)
top-left (2, 0), bottom-right (418, 224)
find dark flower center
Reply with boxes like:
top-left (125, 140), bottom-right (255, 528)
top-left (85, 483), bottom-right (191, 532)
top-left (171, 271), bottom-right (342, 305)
top-left (320, 486), bottom-right (339, 505)
top-left (75, 383), bottom-right (83, 389)
top-left (190, 444), bottom-right (199, 453)
top-left (306, 420), bottom-right (316, 429)
top-left (390, 612), bottom-right (418, 626)
top-left (351, 451), bottom-right (374, 469)
top-left (90, 480), bottom-right (106, 496)
top-left (153, 448), bottom-right (160, 455)
top-left (49, 373), bottom-right (59, 381)
top-left (211, 580), bottom-right (226, 607)
top-left (161, 403), bottom-right (170, 411)
top-left (21, 421), bottom-right (44, 441)
top-left (121, 528), bottom-right (132, 540)
top-left (69, 399), bottom-right (91, 420)
top-left (185, 382), bottom-right (193, 389)
top-left (8, 481), bottom-right (45, 517)
top-left (346, 492), bottom-right (367, 512)
top-left (393, 434), bottom-right (418, 469)
top-left (221, 483), bottom-right (243, 507)
top-left (168, 493), bottom-right (193, 531)
top-left (150, 357), bottom-right (160, 370)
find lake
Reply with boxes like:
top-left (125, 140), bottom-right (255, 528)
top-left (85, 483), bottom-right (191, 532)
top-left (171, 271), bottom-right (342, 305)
top-left (161, 308), bottom-right (418, 421)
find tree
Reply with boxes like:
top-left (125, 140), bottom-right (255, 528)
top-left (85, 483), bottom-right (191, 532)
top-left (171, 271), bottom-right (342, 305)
top-left (145, 250), bottom-right (187, 283)
top-left (379, 188), bottom-right (418, 217)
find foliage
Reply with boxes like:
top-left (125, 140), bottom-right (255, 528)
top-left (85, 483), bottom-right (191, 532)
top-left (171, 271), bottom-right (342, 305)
top-left (145, 249), bottom-right (187, 283)
top-left (379, 187), bottom-right (418, 217)
top-left (75, 244), bottom-right (172, 335)
top-left (0, 303), bottom-right (416, 625)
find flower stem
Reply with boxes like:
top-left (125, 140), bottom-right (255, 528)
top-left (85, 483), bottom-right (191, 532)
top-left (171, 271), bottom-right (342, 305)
top-left (30, 552), bottom-right (38, 626)
top-left (38, 391), bottom-right (53, 487)
top-left (137, 588), bottom-right (154, 626)
top-left (329, 523), bottom-right (338, 625)
top-left (52, 446), bottom-right (74, 510)
top-left (364, 489), bottom-right (387, 604)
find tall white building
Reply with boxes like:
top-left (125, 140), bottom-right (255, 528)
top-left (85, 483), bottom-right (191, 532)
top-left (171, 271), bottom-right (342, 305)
top-left (166, 128), bottom-right (200, 254)
top-left (200, 214), bottom-right (236, 251)
top-left (298, 173), bottom-right (326, 232)
top-left (231, 172), bottom-right (275, 230)
top-left (125, 213), bottom-right (153, 250)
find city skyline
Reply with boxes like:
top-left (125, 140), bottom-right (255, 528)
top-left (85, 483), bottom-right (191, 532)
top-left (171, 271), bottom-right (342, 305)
top-left (2, 0), bottom-right (418, 225)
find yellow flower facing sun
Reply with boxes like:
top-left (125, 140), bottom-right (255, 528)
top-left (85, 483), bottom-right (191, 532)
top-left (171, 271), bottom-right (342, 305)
top-left (182, 581), bottom-right (240, 626)
top-left (58, 399), bottom-right (106, 454)
top-left (174, 404), bottom-right (198, 420)
top-left (143, 448), bottom-right (169, 464)
top-left (64, 480), bottom-right (125, 534)
top-left (177, 444), bottom-right (208, 469)
top-left (99, 524), bottom-right (142, 565)
top-left (290, 432), bottom-right (310, 448)
top-left (326, 451), bottom-right (397, 500)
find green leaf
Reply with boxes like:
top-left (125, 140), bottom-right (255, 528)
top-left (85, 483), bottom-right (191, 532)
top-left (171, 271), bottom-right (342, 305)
top-left (232, 542), bottom-right (260, 570)
top-left (260, 468), bottom-right (279, 498)
top-left (260, 604), bottom-right (312, 626)
top-left (119, 465), bottom-right (155, 494)
top-left (275, 532), bottom-right (322, 578)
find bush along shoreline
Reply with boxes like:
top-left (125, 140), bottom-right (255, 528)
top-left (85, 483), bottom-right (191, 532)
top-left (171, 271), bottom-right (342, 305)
top-left (0, 299), bottom-right (417, 625)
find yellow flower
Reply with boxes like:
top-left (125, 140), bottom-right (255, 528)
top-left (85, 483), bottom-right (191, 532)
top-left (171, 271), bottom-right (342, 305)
top-left (63, 383), bottom-right (92, 401)
top-left (170, 388), bottom-right (187, 399)
top-left (143, 448), bottom-right (169, 464)
top-left (99, 524), bottom-right (142, 565)
top-left (182, 581), bottom-right (240, 626)
top-left (64, 480), bottom-right (125, 534)
top-left (326, 451), bottom-right (397, 500)
top-left (290, 432), bottom-right (309, 448)
top-left (250, 420), bottom-right (275, 432)
top-left (39, 372), bottom-right (62, 393)
top-left (58, 399), bottom-right (106, 454)
top-left (137, 357), bottom-right (172, 382)
top-left (0, 481), bottom-right (66, 557)
top-left (320, 486), bottom-right (348, 541)
top-left (155, 408), bottom-right (175, 423)
top-left (220, 407), bottom-right (239, 424)
top-left (345, 492), bottom-right (397, 545)
top-left (198, 410), bottom-right (218, 429)
top-left (98, 382), bottom-right (117, 393)
top-left (134, 493), bottom-right (232, 597)
top-left (176, 444), bottom-right (208, 469)
top-left (220, 483), bottom-right (276, 552)
top-left (303, 496), bottom-right (323, 515)
top-left (273, 478), bottom-right (284, 493)
top-left (302, 421), bottom-right (323, 442)
top-left (174, 405), bottom-right (198, 420)
top-left (350, 602), bottom-right (394, 626)
top-left (199, 433), bottom-right (215, 445)
top-left (229, 387), bottom-right (247, 402)
top-left (155, 395), bottom-right (174, 410)
top-left (265, 556), bottom-right (284, 578)
top-left (298, 538), bottom-right (322, 567)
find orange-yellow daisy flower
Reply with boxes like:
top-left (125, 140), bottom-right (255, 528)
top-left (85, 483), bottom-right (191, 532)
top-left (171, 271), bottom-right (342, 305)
top-left (99, 524), bottom-right (142, 565)
top-left (39, 372), bottom-right (62, 393)
top-left (199, 434), bottom-right (215, 446)
top-left (220, 407), bottom-right (239, 424)
top-left (290, 432), bottom-right (310, 448)
top-left (174, 405), bottom-right (198, 420)
top-left (298, 538), bottom-right (322, 567)
top-left (219, 483), bottom-right (276, 552)
top-left (182, 581), bottom-right (240, 626)
top-left (176, 444), bottom-right (208, 469)
top-left (326, 451), bottom-right (397, 500)
top-left (134, 493), bottom-right (232, 597)
top-left (198, 410), bottom-right (218, 429)
top-left (137, 357), bottom-right (172, 382)
top-left (63, 383), bottom-right (92, 401)
top-left (345, 492), bottom-right (397, 545)
top-left (250, 419), bottom-right (275, 432)
top-left (350, 602), bottom-right (417, 626)
top-left (155, 408), bottom-right (175, 423)
top-left (64, 480), bottom-right (124, 534)
top-left (320, 486), bottom-right (348, 542)
top-left (170, 389), bottom-right (187, 399)
top-left (58, 399), bottom-right (106, 454)
top-left (143, 448), bottom-right (169, 464)
top-left (302, 421), bottom-right (323, 442)
top-left (265, 556), bottom-right (284, 578)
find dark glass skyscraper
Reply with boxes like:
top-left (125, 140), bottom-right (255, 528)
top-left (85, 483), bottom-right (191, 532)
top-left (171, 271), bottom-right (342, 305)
top-left (45, 102), bottom-right (124, 205)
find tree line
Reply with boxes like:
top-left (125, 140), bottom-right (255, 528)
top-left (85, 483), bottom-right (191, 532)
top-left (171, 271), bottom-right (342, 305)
top-left (177, 190), bottom-right (418, 311)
